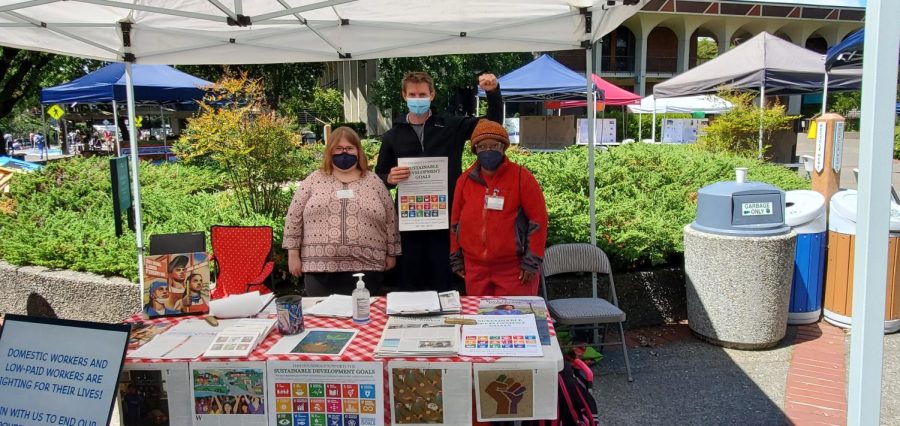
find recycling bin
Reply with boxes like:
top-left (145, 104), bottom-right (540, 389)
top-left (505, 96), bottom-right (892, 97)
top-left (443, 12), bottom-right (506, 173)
top-left (685, 170), bottom-right (797, 349)
top-left (785, 190), bottom-right (827, 325)
top-left (823, 190), bottom-right (900, 333)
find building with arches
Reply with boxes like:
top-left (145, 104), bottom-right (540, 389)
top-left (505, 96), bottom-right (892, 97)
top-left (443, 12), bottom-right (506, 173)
top-left (323, 0), bottom-right (865, 135)
top-left (554, 0), bottom-right (864, 96)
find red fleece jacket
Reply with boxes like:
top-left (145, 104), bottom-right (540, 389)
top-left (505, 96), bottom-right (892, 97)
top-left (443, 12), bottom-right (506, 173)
top-left (450, 158), bottom-right (548, 273)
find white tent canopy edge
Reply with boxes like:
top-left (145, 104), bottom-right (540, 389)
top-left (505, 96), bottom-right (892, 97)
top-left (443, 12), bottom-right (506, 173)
top-left (0, 0), bottom-right (647, 307)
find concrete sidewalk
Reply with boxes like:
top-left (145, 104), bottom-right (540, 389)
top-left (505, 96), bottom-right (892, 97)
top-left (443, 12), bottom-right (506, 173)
top-left (593, 323), bottom-right (900, 425)
top-left (794, 134), bottom-right (900, 191)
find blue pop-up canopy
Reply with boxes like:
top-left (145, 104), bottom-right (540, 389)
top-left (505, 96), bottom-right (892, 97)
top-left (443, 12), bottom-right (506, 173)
top-left (40, 63), bottom-right (211, 104)
top-left (478, 54), bottom-right (597, 101)
top-left (826, 29), bottom-right (865, 70)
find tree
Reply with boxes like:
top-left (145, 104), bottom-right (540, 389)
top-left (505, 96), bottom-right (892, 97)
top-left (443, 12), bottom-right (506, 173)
top-left (696, 38), bottom-right (718, 64)
top-left (696, 90), bottom-right (799, 158)
top-left (176, 63), bottom-right (324, 113)
top-left (173, 74), bottom-right (314, 218)
top-left (370, 53), bottom-right (532, 117)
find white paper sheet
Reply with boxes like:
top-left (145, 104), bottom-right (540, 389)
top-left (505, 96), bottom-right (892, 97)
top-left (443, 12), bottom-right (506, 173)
top-left (397, 157), bottom-right (449, 231)
top-left (209, 291), bottom-right (264, 318)
top-left (459, 315), bottom-right (543, 357)
top-left (388, 361), bottom-right (472, 426)
top-left (267, 361), bottom-right (385, 426)
top-left (129, 318), bottom-right (243, 359)
top-left (386, 291), bottom-right (441, 315)
top-left (473, 361), bottom-right (558, 422)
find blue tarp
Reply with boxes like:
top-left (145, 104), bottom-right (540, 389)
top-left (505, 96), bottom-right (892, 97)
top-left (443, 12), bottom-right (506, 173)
top-left (477, 54), bottom-right (596, 101)
top-left (826, 29), bottom-right (865, 70)
top-left (41, 63), bottom-right (211, 104)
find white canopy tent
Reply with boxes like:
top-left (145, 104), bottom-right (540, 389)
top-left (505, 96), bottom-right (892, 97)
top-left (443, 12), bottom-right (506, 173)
top-left (0, 0), bottom-right (647, 306)
top-left (627, 94), bottom-right (733, 142)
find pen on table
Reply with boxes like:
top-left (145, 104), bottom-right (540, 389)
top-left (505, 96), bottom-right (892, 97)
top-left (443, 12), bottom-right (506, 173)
top-left (256, 295), bottom-right (276, 317)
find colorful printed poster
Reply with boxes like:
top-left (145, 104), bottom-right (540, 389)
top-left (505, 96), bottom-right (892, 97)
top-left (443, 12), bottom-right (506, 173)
top-left (119, 363), bottom-right (192, 426)
top-left (387, 361), bottom-right (471, 426)
top-left (473, 362), bottom-right (558, 422)
top-left (190, 362), bottom-right (267, 426)
top-left (396, 157), bottom-right (449, 232)
top-left (266, 329), bottom-right (358, 356)
top-left (143, 252), bottom-right (211, 318)
top-left (267, 361), bottom-right (384, 426)
top-left (459, 315), bottom-right (543, 357)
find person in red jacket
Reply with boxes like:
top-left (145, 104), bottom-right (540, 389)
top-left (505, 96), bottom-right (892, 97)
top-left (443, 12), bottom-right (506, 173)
top-left (450, 119), bottom-right (548, 296)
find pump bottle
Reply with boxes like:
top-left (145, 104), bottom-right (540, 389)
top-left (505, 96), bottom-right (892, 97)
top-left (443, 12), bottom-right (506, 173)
top-left (352, 273), bottom-right (370, 324)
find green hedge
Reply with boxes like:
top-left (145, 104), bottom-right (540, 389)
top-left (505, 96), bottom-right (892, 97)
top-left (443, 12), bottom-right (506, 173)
top-left (0, 143), bottom-right (808, 281)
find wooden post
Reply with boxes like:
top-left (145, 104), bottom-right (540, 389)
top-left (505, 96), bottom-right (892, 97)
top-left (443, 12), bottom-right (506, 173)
top-left (323, 124), bottom-right (332, 145)
top-left (811, 112), bottom-right (845, 209)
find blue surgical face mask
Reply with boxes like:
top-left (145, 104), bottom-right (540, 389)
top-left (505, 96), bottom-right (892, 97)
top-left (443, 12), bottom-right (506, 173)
top-left (477, 150), bottom-right (504, 171)
top-left (332, 153), bottom-right (358, 170)
top-left (406, 98), bottom-right (431, 115)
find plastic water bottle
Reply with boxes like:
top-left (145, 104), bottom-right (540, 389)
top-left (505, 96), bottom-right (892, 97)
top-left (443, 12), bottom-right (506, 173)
top-left (352, 273), bottom-right (370, 324)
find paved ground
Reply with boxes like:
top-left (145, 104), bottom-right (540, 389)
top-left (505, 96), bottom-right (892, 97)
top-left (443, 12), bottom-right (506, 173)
top-left (794, 134), bottom-right (900, 191)
top-left (594, 323), bottom-right (900, 426)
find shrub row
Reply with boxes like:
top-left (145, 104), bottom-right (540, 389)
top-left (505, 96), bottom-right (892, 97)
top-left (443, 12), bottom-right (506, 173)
top-left (0, 143), bottom-right (808, 281)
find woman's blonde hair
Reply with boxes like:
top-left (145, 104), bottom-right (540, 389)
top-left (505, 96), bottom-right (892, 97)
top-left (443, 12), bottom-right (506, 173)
top-left (321, 126), bottom-right (369, 175)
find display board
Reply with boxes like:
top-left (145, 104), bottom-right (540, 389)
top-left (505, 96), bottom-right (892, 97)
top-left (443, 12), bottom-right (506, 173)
top-left (0, 314), bottom-right (130, 426)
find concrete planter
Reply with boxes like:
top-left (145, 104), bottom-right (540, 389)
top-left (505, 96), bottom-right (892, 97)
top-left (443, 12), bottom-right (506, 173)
top-left (684, 225), bottom-right (796, 349)
top-left (0, 260), bottom-right (139, 322)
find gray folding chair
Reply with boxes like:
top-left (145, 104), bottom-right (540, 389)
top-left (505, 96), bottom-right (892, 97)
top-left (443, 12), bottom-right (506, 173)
top-left (540, 243), bottom-right (633, 382)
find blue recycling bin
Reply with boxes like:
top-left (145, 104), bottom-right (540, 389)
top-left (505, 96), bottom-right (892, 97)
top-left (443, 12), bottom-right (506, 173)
top-left (785, 190), bottom-right (827, 325)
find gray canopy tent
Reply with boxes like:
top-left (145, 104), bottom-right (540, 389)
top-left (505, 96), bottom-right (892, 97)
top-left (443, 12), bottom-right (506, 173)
top-left (652, 32), bottom-right (861, 152)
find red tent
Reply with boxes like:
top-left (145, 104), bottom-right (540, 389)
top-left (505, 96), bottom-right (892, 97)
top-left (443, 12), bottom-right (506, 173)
top-left (544, 74), bottom-right (640, 109)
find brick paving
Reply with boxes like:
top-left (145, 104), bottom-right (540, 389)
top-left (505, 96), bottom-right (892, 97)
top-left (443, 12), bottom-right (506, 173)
top-left (784, 323), bottom-right (848, 426)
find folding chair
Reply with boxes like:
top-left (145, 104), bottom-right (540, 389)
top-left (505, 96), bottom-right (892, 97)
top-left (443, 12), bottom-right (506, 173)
top-left (540, 243), bottom-right (633, 382)
top-left (210, 225), bottom-right (274, 299)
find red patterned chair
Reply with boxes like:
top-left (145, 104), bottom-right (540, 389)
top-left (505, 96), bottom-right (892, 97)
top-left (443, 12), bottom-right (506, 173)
top-left (210, 225), bottom-right (274, 299)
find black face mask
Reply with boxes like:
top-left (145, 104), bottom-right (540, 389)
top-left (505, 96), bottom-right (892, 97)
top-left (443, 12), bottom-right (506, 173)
top-left (477, 150), bottom-right (504, 171)
top-left (332, 153), bottom-right (358, 170)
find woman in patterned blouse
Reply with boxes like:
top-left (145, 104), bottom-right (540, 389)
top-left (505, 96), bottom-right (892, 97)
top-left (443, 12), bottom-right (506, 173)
top-left (283, 127), bottom-right (401, 296)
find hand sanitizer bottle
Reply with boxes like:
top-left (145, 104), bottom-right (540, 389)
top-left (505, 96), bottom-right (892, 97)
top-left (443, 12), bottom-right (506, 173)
top-left (352, 273), bottom-right (370, 324)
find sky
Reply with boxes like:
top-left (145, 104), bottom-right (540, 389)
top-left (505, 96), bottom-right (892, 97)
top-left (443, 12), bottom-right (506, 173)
top-left (731, 0), bottom-right (865, 8)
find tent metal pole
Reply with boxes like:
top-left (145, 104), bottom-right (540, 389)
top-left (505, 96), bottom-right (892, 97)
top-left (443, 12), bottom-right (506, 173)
top-left (40, 104), bottom-right (47, 150)
top-left (124, 61), bottom-right (146, 311)
top-left (821, 72), bottom-right (829, 116)
top-left (849, 0), bottom-right (900, 422)
top-left (638, 111), bottom-right (642, 140)
top-left (112, 100), bottom-right (121, 156)
top-left (758, 83), bottom-right (765, 159)
top-left (160, 104), bottom-right (166, 162)
top-left (586, 45), bottom-right (598, 304)
top-left (651, 98), bottom-right (656, 142)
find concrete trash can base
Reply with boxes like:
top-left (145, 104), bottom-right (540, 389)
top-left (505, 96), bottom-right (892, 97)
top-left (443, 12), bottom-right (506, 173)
top-left (684, 225), bottom-right (797, 349)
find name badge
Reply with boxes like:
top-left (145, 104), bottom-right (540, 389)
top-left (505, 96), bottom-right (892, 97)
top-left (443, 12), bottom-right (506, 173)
top-left (336, 189), bottom-right (354, 199)
top-left (485, 195), bottom-right (505, 210)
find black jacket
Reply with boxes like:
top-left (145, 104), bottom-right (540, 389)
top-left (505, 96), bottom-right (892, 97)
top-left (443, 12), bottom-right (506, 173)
top-left (375, 89), bottom-right (503, 204)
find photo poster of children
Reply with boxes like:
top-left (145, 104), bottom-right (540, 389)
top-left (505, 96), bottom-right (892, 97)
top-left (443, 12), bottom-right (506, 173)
top-left (143, 252), bottom-right (211, 318)
top-left (118, 363), bottom-right (191, 426)
top-left (190, 362), bottom-right (268, 426)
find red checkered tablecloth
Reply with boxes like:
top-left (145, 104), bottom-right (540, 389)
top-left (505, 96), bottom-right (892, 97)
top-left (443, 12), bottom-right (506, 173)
top-left (125, 296), bottom-right (555, 364)
top-left (125, 296), bottom-right (560, 424)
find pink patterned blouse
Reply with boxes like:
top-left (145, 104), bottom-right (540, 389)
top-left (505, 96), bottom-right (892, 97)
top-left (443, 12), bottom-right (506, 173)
top-left (283, 170), bottom-right (401, 272)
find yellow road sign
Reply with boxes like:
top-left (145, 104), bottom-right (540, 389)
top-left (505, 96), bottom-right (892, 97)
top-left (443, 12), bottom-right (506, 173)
top-left (134, 116), bottom-right (143, 128)
top-left (47, 104), bottom-right (64, 120)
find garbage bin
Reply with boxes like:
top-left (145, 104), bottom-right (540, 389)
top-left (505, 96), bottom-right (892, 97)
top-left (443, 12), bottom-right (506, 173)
top-left (824, 189), bottom-right (900, 333)
top-left (785, 190), bottom-right (827, 325)
top-left (684, 169), bottom-right (797, 349)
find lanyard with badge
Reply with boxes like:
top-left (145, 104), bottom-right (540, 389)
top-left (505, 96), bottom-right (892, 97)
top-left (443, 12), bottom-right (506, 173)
top-left (484, 187), bottom-right (504, 210)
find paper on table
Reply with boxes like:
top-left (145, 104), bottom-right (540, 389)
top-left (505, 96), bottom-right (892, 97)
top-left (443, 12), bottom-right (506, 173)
top-left (305, 295), bottom-right (375, 318)
top-left (127, 333), bottom-right (189, 359)
top-left (386, 291), bottom-right (441, 314)
top-left (459, 314), bottom-right (543, 357)
top-left (128, 318), bottom-right (242, 359)
top-left (209, 291), bottom-right (263, 318)
top-left (266, 328), bottom-right (358, 355)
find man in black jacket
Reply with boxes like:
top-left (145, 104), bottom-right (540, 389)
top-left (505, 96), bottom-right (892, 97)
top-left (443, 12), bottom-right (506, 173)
top-left (376, 71), bottom-right (503, 292)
